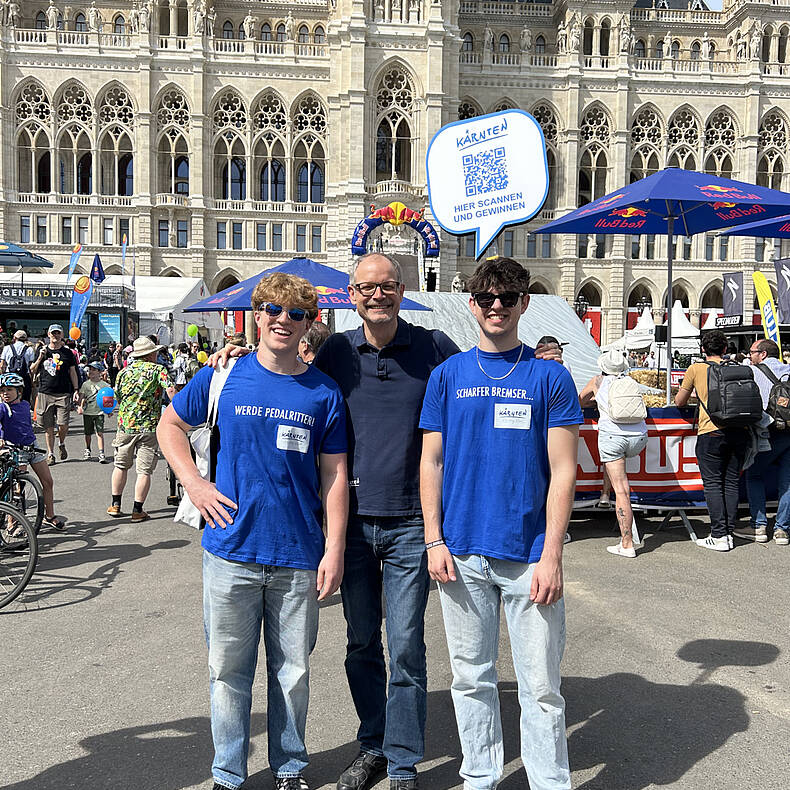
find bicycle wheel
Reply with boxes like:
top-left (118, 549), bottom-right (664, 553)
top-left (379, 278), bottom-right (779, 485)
top-left (0, 503), bottom-right (37, 610)
top-left (13, 473), bottom-right (45, 534)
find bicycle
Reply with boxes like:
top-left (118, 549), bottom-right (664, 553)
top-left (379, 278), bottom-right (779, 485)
top-left (0, 502), bottom-right (37, 610)
top-left (0, 444), bottom-right (45, 534)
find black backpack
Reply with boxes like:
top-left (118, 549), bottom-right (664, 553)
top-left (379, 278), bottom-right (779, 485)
top-left (8, 344), bottom-right (29, 376)
top-left (701, 360), bottom-right (763, 428)
top-left (756, 363), bottom-right (790, 431)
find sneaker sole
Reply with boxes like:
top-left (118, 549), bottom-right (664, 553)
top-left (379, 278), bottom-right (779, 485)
top-left (775, 538), bottom-right (789, 545)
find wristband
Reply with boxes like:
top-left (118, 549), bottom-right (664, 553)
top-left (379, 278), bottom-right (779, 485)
top-left (425, 539), bottom-right (445, 550)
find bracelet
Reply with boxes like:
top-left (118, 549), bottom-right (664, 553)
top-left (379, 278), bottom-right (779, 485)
top-left (425, 539), bottom-right (445, 550)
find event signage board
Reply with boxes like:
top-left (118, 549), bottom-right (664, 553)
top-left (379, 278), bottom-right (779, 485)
top-left (715, 314), bottom-right (742, 328)
top-left (426, 110), bottom-right (549, 258)
top-left (98, 313), bottom-right (121, 343)
top-left (722, 271), bottom-right (744, 318)
top-left (0, 281), bottom-right (134, 309)
top-left (775, 257), bottom-right (790, 323)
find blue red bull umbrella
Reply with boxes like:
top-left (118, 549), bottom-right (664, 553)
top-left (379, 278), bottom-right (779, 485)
top-left (717, 213), bottom-right (790, 238)
top-left (184, 257), bottom-right (430, 312)
top-left (534, 168), bottom-right (790, 404)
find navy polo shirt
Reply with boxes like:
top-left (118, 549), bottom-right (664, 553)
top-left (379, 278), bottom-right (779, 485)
top-left (314, 317), bottom-right (459, 517)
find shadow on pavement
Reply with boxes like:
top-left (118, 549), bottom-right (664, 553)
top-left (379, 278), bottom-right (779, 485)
top-left (3, 523), bottom-right (189, 614)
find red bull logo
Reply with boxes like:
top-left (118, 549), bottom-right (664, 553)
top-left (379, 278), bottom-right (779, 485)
top-left (712, 204), bottom-right (766, 221)
top-left (699, 184), bottom-right (740, 194)
top-left (315, 285), bottom-right (346, 295)
top-left (599, 193), bottom-right (625, 206)
top-left (610, 207), bottom-right (648, 218)
top-left (710, 202), bottom-right (737, 210)
top-left (369, 202), bottom-right (425, 226)
top-left (697, 184), bottom-right (761, 201)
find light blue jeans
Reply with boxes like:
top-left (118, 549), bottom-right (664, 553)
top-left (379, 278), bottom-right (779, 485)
top-left (745, 430), bottom-right (790, 531)
top-left (203, 550), bottom-right (319, 789)
top-left (437, 555), bottom-right (571, 790)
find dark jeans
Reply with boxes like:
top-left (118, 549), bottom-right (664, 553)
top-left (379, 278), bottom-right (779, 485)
top-left (696, 429), bottom-right (748, 538)
top-left (341, 514), bottom-right (429, 779)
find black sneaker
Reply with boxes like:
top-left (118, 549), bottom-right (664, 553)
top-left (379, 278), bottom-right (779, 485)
top-left (337, 751), bottom-right (388, 790)
top-left (275, 777), bottom-right (308, 790)
top-left (390, 780), bottom-right (419, 790)
top-left (59, 444), bottom-right (68, 460)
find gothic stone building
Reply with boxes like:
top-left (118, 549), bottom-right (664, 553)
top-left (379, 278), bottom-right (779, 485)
top-left (1, 0), bottom-right (788, 343)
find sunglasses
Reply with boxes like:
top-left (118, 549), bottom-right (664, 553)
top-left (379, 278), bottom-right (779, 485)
top-left (472, 291), bottom-right (523, 309)
top-left (259, 303), bottom-right (311, 322)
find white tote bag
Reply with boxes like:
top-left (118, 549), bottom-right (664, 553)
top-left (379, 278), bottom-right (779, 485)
top-left (174, 360), bottom-right (236, 529)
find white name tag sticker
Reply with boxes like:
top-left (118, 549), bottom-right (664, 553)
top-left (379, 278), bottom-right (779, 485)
top-left (494, 403), bottom-right (532, 430)
top-left (276, 424), bottom-right (310, 453)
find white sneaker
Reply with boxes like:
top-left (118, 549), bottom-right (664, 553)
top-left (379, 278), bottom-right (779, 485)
top-left (696, 535), bottom-right (730, 552)
top-left (606, 541), bottom-right (637, 558)
top-left (83, 449), bottom-right (91, 460)
top-left (98, 452), bottom-right (107, 464)
top-left (563, 532), bottom-right (571, 544)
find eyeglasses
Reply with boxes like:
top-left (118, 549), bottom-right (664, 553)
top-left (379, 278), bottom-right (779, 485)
top-left (749, 348), bottom-right (764, 355)
top-left (352, 281), bottom-right (401, 297)
top-left (472, 291), bottom-right (523, 309)
top-left (259, 303), bottom-right (310, 322)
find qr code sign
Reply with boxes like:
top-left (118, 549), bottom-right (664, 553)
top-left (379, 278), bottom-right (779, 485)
top-left (462, 147), bottom-right (508, 197)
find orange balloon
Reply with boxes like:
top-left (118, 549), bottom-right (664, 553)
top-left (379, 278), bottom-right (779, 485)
top-left (69, 326), bottom-right (81, 340)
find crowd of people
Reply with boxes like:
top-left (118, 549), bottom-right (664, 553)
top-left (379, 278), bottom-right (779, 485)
top-left (1, 255), bottom-right (788, 790)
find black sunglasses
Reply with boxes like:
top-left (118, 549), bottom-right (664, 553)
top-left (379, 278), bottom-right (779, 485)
top-left (259, 303), bottom-right (310, 322)
top-left (472, 291), bottom-right (523, 309)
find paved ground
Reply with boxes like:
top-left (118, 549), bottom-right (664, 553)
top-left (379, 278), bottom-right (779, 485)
top-left (2, 422), bottom-right (789, 790)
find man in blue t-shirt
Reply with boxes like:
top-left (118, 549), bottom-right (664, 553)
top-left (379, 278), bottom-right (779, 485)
top-left (419, 257), bottom-right (582, 790)
top-left (157, 273), bottom-right (348, 790)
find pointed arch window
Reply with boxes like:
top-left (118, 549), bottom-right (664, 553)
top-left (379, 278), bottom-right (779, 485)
top-left (35, 11), bottom-right (46, 29)
top-left (276, 23), bottom-right (286, 42)
top-left (298, 25), bottom-right (310, 43)
top-left (221, 157), bottom-right (246, 200)
top-left (296, 162), bottom-right (324, 203)
top-left (535, 35), bottom-right (545, 54)
top-left (222, 20), bottom-right (233, 39)
top-left (74, 13), bottom-right (87, 32)
top-left (498, 34), bottom-right (510, 53)
top-left (374, 68), bottom-right (414, 183)
top-left (260, 160), bottom-right (286, 202)
top-left (634, 39), bottom-right (646, 58)
top-left (314, 26), bottom-right (325, 44)
top-left (261, 23), bottom-right (272, 41)
top-left (114, 15), bottom-right (126, 34)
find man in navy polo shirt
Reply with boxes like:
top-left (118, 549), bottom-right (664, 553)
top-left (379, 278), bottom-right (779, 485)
top-left (158, 273), bottom-right (348, 790)
top-left (420, 257), bottom-right (582, 790)
top-left (315, 253), bottom-right (459, 790)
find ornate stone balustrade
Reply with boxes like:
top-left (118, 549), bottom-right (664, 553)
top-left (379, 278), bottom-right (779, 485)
top-left (459, 1), bottom-right (552, 17)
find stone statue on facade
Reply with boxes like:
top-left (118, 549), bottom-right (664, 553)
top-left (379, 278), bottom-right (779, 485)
top-left (663, 30), bottom-right (672, 56)
top-left (285, 10), bottom-right (295, 41)
top-left (619, 14), bottom-right (631, 53)
top-left (750, 21), bottom-right (763, 59)
top-left (484, 25), bottom-right (493, 51)
top-left (735, 31), bottom-right (747, 61)
top-left (206, 7), bottom-right (216, 37)
top-left (451, 272), bottom-right (467, 293)
top-left (242, 12), bottom-right (256, 40)
top-left (520, 26), bottom-right (532, 54)
top-left (46, 0), bottom-right (58, 30)
top-left (556, 20), bottom-right (567, 54)
top-left (139, 1), bottom-right (151, 33)
top-left (88, 1), bottom-right (103, 33)
top-left (701, 31), bottom-right (711, 60)
top-left (569, 18), bottom-right (581, 54)
top-left (7, 0), bottom-right (20, 27)
top-left (194, 6), bottom-right (205, 36)
top-left (128, 1), bottom-right (139, 33)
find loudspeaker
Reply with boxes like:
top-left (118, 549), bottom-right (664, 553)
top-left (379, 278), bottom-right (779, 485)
top-left (654, 325), bottom-right (668, 343)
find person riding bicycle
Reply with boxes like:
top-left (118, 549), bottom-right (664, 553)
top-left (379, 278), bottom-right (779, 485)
top-left (0, 373), bottom-right (65, 531)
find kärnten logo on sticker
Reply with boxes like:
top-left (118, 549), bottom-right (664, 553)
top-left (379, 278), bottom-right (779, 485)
top-left (276, 424), bottom-right (310, 453)
top-left (493, 403), bottom-right (532, 430)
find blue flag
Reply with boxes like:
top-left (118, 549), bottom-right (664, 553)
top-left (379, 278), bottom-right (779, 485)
top-left (66, 243), bottom-right (83, 283)
top-left (69, 275), bottom-right (93, 340)
top-left (90, 253), bottom-right (106, 284)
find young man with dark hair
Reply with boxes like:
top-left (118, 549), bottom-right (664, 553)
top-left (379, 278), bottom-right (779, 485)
top-left (734, 337), bottom-right (790, 545)
top-left (158, 272), bottom-right (348, 790)
top-left (420, 256), bottom-right (581, 790)
top-left (676, 329), bottom-right (746, 551)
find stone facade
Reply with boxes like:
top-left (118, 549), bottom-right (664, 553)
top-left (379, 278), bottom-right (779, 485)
top-left (1, 0), bottom-right (788, 342)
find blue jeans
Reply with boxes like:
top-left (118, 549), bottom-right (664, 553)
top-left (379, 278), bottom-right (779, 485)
top-left (341, 514), bottom-right (429, 778)
top-left (746, 430), bottom-right (790, 530)
top-left (438, 555), bottom-right (570, 790)
top-left (203, 550), bottom-right (319, 789)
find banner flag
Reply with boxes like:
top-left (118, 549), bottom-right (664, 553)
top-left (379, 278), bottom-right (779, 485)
top-left (120, 234), bottom-right (128, 275)
top-left (753, 271), bottom-right (782, 347)
top-left (67, 242), bottom-right (83, 283)
top-left (68, 275), bottom-right (93, 338)
top-left (722, 271), bottom-right (743, 317)
top-left (89, 253), bottom-right (106, 284)
top-left (775, 258), bottom-right (790, 323)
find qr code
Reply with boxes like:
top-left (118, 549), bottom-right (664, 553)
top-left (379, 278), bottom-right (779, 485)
top-left (462, 147), bottom-right (508, 197)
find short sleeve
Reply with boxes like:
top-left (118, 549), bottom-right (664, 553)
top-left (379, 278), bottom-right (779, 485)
top-left (159, 366), bottom-right (174, 390)
top-left (680, 365), bottom-right (697, 392)
top-left (171, 365), bottom-right (213, 427)
top-left (319, 386), bottom-right (347, 455)
top-left (548, 367), bottom-right (584, 428)
top-left (419, 365), bottom-right (444, 432)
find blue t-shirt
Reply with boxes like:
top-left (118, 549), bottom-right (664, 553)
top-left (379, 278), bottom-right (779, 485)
top-left (0, 400), bottom-right (36, 446)
top-left (419, 345), bottom-right (583, 564)
top-left (172, 353), bottom-right (347, 570)
top-left (314, 318), bottom-right (459, 516)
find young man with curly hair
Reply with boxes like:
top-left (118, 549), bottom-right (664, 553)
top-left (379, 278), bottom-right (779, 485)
top-left (158, 273), bottom-right (349, 790)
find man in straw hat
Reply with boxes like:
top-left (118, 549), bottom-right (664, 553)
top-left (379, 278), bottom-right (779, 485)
top-left (158, 272), bottom-right (348, 790)
top-left (107, 336), bottom-right (175, 521)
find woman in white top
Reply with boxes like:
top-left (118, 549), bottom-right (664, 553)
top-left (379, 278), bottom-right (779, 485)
top-left (579, 348), bottom-right (648, 558)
